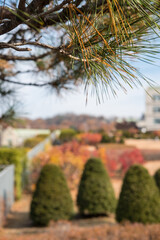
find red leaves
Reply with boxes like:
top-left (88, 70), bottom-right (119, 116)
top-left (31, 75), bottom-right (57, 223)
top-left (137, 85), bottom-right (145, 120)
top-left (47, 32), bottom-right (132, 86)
top-left (77, 133), bottom-right (102, 145)
top-left (106, 148), bottom-right (144, 176)
top-left (119, 149), bottom-right (144, 173)
top-left (31, 142), bottom-right (145, 193)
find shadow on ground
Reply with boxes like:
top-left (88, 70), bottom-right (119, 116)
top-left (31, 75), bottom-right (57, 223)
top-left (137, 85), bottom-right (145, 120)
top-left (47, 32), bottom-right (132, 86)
top-left (4, 194), bottom-right (115, 230)
top-left (4, 194), bottom-right (32, 229)
top-left (5, 211), bottom-right (32, 228)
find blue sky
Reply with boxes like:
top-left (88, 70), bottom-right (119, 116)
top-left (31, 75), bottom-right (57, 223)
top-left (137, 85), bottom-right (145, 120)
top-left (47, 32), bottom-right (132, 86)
top-left (18, 60), bottom-right (160, 120)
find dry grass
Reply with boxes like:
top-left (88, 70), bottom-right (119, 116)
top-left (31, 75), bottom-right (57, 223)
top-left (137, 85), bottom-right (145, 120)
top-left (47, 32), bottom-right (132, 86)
top-left (3, 189), bottom-right (160, 240)
top-left (2, 221), bottom-right (160, 240)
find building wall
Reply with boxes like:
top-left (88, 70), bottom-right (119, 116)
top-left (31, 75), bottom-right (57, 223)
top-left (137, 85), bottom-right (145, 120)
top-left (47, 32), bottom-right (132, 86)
top-left (0, 127), bottom-right (50, 147)
top-left (14, 128), bottom-right (50, 146)
top-left (1, 127), bottom-right (18, 147)
top-left (0, 165), bottom-right (14, 227)
top-left (145, 87), bottom-right (160, 131)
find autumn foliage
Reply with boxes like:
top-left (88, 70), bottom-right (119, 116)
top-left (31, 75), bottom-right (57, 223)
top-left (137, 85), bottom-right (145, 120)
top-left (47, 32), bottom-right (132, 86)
top-left (76, 133), bottom-right (102, 145)
top-left (118, 149), bottom-right (144, 173)
top-left (31, 141), bottom-right (95, 191)
top-left (106, 148), bottom-right (144, 176)
top-left (31, 141), bottom-right (145, 197)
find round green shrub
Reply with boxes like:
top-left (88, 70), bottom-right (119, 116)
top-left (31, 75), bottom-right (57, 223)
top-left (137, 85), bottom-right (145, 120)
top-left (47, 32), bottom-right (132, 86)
top-left (101, 134), bottom-right (116, 143)
top-left (77, 158), bottom-right (116, 216)
top-left (59, 128), bottom-right (77, 143)
top-left (116, 164), bottom-right (160, 223)
top-left (30, 164), bottom-right (73, 226)
top-left (154, 169), bottom-right (160, 190)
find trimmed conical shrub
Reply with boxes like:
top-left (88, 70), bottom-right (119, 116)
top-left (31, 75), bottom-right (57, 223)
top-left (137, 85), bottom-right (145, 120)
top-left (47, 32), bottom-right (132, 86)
top-left (154, 169), bottom-right (160, 190)
top-left (116, 164), bottom-right (160, 223)
top-left (30, 164), bottom-right (73, 226)
top-left (77, 158), bottom-right (116, 216)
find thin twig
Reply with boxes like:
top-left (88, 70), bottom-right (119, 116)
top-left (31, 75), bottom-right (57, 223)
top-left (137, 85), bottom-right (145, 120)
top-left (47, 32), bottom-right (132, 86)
top-left (0, 43), bottom-right (31, 51)
top-left (0, 52), bottom-right (51, 61)
top-left (36, 0), bottom-right (71, 18)
top-left (1, 78), bottom-right (51, 86)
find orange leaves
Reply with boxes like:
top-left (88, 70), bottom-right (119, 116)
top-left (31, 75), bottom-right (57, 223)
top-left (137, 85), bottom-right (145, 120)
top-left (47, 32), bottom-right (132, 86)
top-left (76, 133), bottom-right (102, 145)
top-left (31, 141), bottom-right (145, 195)
top-left (31, 141), bottom-right (100, 192)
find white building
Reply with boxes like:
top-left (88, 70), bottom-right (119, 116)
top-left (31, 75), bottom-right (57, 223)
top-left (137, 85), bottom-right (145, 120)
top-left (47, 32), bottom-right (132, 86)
top-left (137, 87), bottom-right (160, 131)
top-left (145, 87), bottom-right (160, 131)
top-left (0, 127), bottom-right (50, 147)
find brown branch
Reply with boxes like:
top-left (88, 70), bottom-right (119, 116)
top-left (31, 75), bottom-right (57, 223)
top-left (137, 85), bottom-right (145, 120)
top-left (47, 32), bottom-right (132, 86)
top-left (41, 0), bottom-right (107, 26)
top-left (0, 0), bottom-right (83, 35)
top-left (1, 78), bottom-right (71, 90)
top-left (0, 41), bottom-right (62, 52)
top-left (36, 0), bottom-right (72, 18)
top-left (0, 52), bottom-right (51, 61)
top-left (0, 16), bottom-right (20, 35)
top-left (27, 0), bottom-right (51, 14)
top-left (0, 6), bottom-right (14, 19)
top-left (60, 49), bottom-right (97, 62)
top-left (0, 0), bottom-right (51, 35)
top-left (0, 40), bottom-right (97, 60)
top-left (0, 42), bottom-right (31, 51)
top-left (14, 41), bottom-right (60, 50)
top-left (18, 0), bottom-right (25, 11)
top-left (1, 78), bottom-right (51, 86)
top-left (0, 0), bottom-right (102, 36)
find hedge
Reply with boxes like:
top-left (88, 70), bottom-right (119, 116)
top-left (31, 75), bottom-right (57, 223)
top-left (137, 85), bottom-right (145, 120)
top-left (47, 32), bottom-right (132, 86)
top-left (0, 148), bottom-right (27, 199)
top-left (23, 134), bottom-right (48, 148)
top-left (59, 129), bottom-right (77, 143)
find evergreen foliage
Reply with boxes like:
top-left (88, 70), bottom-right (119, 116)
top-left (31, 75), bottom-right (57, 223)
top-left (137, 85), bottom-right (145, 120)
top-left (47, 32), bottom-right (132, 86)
top-left (23, 134), bottom-right (48, 148)
top-left (77, 158), bottom-right (116, 216)
top-left (101, 134), bottom-right (116, 143)
top-left (59, 128), bottom-right (77, 143)
top-left (154, 169), bottom-right (160, 190)
top-left (0, 148), bottom-right (27, 199)
top-left (1, 0), bottom-right (160, 122)
top-left (116, 165), bottom-right (160, 223)
top-left (30, 164), bottom-right (73, 226)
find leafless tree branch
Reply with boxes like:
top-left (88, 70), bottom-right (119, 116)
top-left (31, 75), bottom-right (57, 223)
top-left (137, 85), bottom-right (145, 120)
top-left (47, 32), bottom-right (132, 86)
top-left (0, 42), bottom-right (31, 51)
top-left (0, 77), bottom-right (72, 90)
top-left (0, 52), bottom-right (51, 61)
